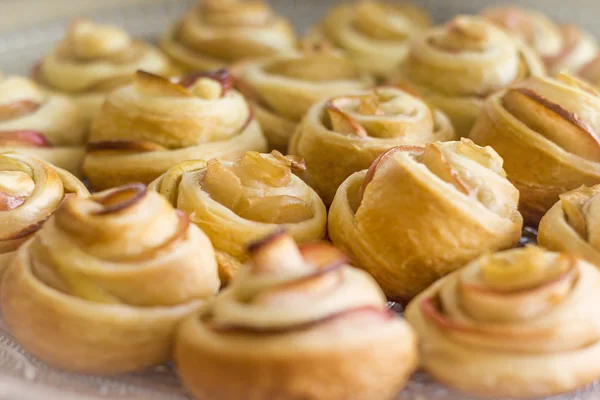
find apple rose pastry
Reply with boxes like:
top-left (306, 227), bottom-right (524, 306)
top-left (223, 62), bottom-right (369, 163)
top-left (0, 76), bottom-right (88, 175)
top-left (329, 139), bottom-right (523, 301)
top-left (538, 185), bottom-right (600, 267)
top-left (405, 247), bottom-right (600, 398)
top-left (84, 70), bottom-right (267, 190)
top-left (235, 45), bottom-right (374, 151)
top-left (176, 230), bottom-right (418, 400)
top-left (394, 15), bottom-right (545, 137)
top-left (33, 20), bottom-right (173, 121)
top-left (470, 72), bottom-right (600, 225)
top-left (290, 86), bottom-right (455, 203)
top-left (160, 0), bottom-right (296, 72)
top-left (1, 183), bottom-right (219, 374)
top-left (482, 6), bottom-right (599, 75)
top-left (312, 1), bottom-right (431, 77)
top-left (0, 152), bottom-right (88, 276)
top-left (149, 150), bottom-right (326, 284)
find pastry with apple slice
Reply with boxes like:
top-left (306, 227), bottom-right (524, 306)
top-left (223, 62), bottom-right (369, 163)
top-left (1, 183), bottom-right (219, 374)
top-left (328, 139), bottom-right (523, 301)
top-left (176, 230), bottom-right (417, 400)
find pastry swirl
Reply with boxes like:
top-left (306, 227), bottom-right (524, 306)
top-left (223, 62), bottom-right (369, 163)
top-left (176, 230), bottom-right (418, 400)
top-left (539, 185), bottom-right (600, 267)
top-left (84, 70), bottom-right (267, 190)
top-left (482, 6), bottom-right (600, 75)
top-left (469, 72), bottom-right (600, 225)
top-left (149, 150), bottom-right (326, 284)
top-left (405, 247), bottom-right (600, 398)
top-left (0, 76), bottom-right (88, 175)
top-left (328, 139), bottom-right (523, 301)
top-left (290, 86), bottom-right (456, 203)
top-left (394, 15), bottom-right (545, 137)
top-left (1, 184), bottom-right (219, 374)
top-left (235, 46), bottom-right (374, 151)
top-left (160, 0), bottom-right (296, 72)
top-left (34, 20), bottom-right (173, 121)
top-left (0, 152), bottom-right (88, 275)
top-left (313, 1), bottom-right (431, 76)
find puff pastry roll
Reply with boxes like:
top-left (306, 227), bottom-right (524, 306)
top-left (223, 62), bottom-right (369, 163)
top-left (1, 183), bottom-right (219, 374)
top-left (33, 20), bottom-right (173, 121)
top-left (290, 86), bottom-right (455, 204)
top-left (84, 70), bottom-right (267, 190)
top-left (235, 46), bottom-right (373, 151)
top-left (406, 247), bottom-right (600, 398)
top-left (149, 150), bottom-right (326, 284)
top-left (176, 230), bottom-right (418, 400)
top-left (0, 76), bottom-right (88, 175)
top-left (311, 1), bottom-right (431, 77)
top-left (394, 15), bottom-right (545, 137)
top-left (470, 72), bottom-right (600, 225)
top-left (329, 139), bottom-right (523, 301)
top-left (160, 0), bottom-right (296, 72)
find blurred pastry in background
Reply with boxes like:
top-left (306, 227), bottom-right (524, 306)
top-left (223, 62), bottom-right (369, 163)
top-left (0, 152), bottom-right (88, 276)
top-left (329, 139), bottom-right (523, 301)
top-left (160, 0), bottom-right (296, 72)
top-left (0, 76), bottom-right (87, 175)
top-left (470, 72), bottom-right (600, 225)
top-left (393, 15), bottom-right (545, 137)
top-left (33, 20), bottom-right (173, 121)
top-left (149, 150), bottom-right (326, 284)
top-left (290, 86), bottom-right (455, 204)
top-left (235, 42), bottom-right (373, 151)
top-left (176, 230), bottom-right (418, 400)
top-left (309, 1), bottom-right (431, 77)
top-left (84, 70), bottom-right (267, 190)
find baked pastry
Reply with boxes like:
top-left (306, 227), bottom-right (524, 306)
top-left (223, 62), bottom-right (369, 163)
top-left (160, 0), bottom-right (296, 72)
top-left (469, 72), bottom-right (600, 225)
top-left (0, 76), bottom-right (88, 175)
top-left (311, 1), bottom-right (431, 77)
top-left (33, 20), bottom-right (173, 121)
top-left (176, 230), bottom-right (418, 400)
top-left (0, 152), bottom-right (88, 276)
top-left (329, 139), bottom-right (523, 301)
top-left (290, 86), bottom-right (456, 204)
top-left (482, 6), bottom-right (599, 75)
top-left (1, 183), bottom-right (219, 374)
top-left (149, 150), bottom-right (326, 284)
top-left (84, 70), bottom-right (267, 190)
top-left (539, 185), bottom-right (600, 267)
top-left (235, 45), bottom-right (374, 151)
top-left (405, 246), bottom-right (600, 398)
top-left (393, 15), bottom-right (545, 137)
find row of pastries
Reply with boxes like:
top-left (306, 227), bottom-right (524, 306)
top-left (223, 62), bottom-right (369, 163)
top-left (2, 0), bottom-right (600, 399)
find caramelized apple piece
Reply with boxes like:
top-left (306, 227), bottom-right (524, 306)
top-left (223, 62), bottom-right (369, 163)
top-left (0, 130), bottom-right (52, 147)
top-left (134, 70), bottom-right (192, 97)
top-left (420, 143), bottom-right (470, 195)
top-left (236, 195), bottom-right (314, 224)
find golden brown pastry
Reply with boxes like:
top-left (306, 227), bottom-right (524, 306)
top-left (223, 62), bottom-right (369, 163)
top-left (235, 45), bottom-right (374, 151)
top-left (0, 152), bottom-right (88, 276)
top-left (329, 139), bottom-right (523, 301)
top-left (149, 150), bottom-right (327, 284)
top-left (0, 76), bottom-right (88, 175)
top-left (176, 230), bottom-right (418, 400)
top-left (539, 185), bottom-right (600, 267)
top-left (290, 86), bottom-right (455, 204)
top-left (160, 0), bottom-right (296, 72)
top-left (469, 72), bottom-right (600, 225)
top-left (83, 70), bottom-right (267, 190)
top-left (393, 15), bottom-right (545, 137)
top-left (1, 183), bottom-right (219, 374)
top-left (405, 246), bottom-right (600, 398)
top-left (311, 1), bottom-right (431, 77)
top-left (34, 20), bottom-right (173, 121)
top-left (482, 6), bottom-right (599, 75)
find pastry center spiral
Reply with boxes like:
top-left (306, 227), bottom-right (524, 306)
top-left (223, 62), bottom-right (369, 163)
top-left (200, 0), bottom-right (272, 26)
top-left (354, 1), bottom-right (426, 40)
top-left (0, 171), bottom-right (34, 211)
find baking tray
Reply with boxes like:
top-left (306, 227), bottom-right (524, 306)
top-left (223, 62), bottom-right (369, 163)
top-left (0, 1), bottom-right (598, 399)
